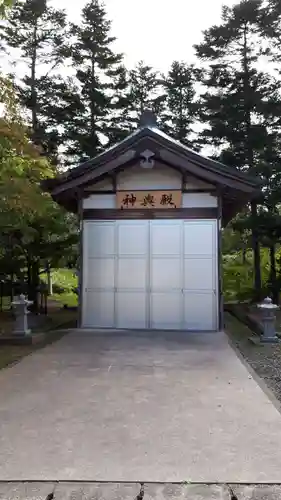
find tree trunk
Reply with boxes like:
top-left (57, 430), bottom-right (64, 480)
top-left (178, 85), bottom-right (184, 142)
top-left (31, 20), bottom-right (39, 144)
top-left (29, 260), bottom-right (40, 312)
top-left (251, 201), bottom-right (262, 299)
top-left (27, 263), bottom-right (31, 289)
top-left (242, 26), bottom-right (262, 300)
top-left (10, 272), bottom-right (14, 306)
top-left (47, 264), bottom-right (53, 295)
top-left (90, 58), bottom-right (95, 136)
top-left (9, 235), bottom-right (15, 306)
top-left (269, 244), bottom-right (278, 303)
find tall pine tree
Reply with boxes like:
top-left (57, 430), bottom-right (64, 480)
top-left (161, 61), bottom-right (199, 147)
top-left (104, 60), bottom-right (165, 142)
top-left (195, 0), bottom-right (281, 298)
top-left (64, 0), bottom-right (125, 162)
top-left (0, 0), bottom-right (68, 159)
top-left (259, 0), bottom-right (281, 58)
top-left (257, 0), bottom-right (281, 298)
top-left (128, 61), bottom-right (163, 116)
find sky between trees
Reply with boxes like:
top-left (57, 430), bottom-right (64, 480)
top-left (51, 0), bottom-right (237, 71)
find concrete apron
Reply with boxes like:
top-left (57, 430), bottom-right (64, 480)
top-left (0, 483), bottom-right (281, 500)
top-left (0, 330), bottom-right (281, 483)
top-left (1, 482), bottom-right (281, 500)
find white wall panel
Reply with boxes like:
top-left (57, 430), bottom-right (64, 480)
top-left (182, 192), bottom-right (217, 208)
top-left (117, 165), bottom-right (181, 190)
top-left (83, 194), bottom-right (115, 209)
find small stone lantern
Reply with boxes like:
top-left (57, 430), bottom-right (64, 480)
top-left (257, 297), bottom-right (280, 343)
top-left (11, 294), bottom-right (33, 336)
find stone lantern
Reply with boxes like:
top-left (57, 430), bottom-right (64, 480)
top-left (257, 297), bottom-right (280, 343)
top-left (11, 294), bottom-right (33, 336)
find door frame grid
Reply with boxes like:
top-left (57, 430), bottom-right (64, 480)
top-left (83, 219), bottom-right (219, 330)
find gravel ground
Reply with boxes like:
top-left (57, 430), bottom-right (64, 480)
top-left (225, 312), bottom-right (281, 403)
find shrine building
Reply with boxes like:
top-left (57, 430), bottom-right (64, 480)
top-left (44, 111), bottom-right (260, 331)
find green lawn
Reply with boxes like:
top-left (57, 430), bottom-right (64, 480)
top-left (0, 296), bottom-right (12, 311)
top-left (43, 268), bottom-right (78, 290)
top-left (1, 269), bottom-right (78, 310)
top-left (41, 268), bottom-right (78, 307)
top-left (52, 292), bottom-right (78, 307)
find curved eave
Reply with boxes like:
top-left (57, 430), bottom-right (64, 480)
top-left (42, 125), bottom-right (261, 225)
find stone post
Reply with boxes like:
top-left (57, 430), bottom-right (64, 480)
top-left (11, 294), bottom-right (33, 336)
top-left (257, 297), bottom-right (280, 343)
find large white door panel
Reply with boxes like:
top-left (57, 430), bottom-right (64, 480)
top-left (116, 292), bottom-right (147, 329)
top-left (83, 219), bottom-right (218, 331)
top-left (87, 258), bottom-right (115, 290)
top-left (150, 220), bottom-right (183, 329)
top-left (184, 257), bottom-right (214, 290)
top-left (150, 221), bottom-right (182, 256)
top-left (115, 220), bottom-right (149, 329)
top-left (183, 219), bottom-right (217, 330)
top-left (184, 220), bottom-right (215, 256)
top-left (117, 258), bottom-right (147, 290)
top-left (151, 258), bottom-right (182, 291)
top-left (150, 293), bottom-right (182, 329)
top-left (86, 222), bottom-right (115, 257)
top-left (184, 292), bottom-right (216, 330)
top-left (83, 291), bottom-right (115, 328)
top-left (82, 221), bottom-right (115, 328)
top-left (117, 221), bottom-right (148, 256)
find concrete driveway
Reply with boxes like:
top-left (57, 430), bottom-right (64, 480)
top-left (0, 330), bottom-right (281, 483)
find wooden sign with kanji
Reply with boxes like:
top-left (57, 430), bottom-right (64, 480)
top-left (116, 191), bottom-right (182, 209)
